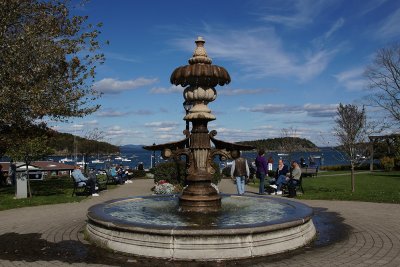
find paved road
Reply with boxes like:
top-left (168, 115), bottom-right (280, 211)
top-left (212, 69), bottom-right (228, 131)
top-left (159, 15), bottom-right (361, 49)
top-left (0, 179), bottom-right (399, 266)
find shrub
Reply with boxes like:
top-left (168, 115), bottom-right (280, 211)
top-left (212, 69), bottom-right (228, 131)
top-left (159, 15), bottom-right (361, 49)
top-left (153, 161), bottom-right (186, 186)
top-left (222, 166), bottom-right (231, 177)
top-left (153, 160), bottom-right (222, 186)
top-left (395, 157), bottom-right (400, 170)
top-left (211, 162), bottom-right (222, 185)
top-left (380, 156), bottom-right (395, 171)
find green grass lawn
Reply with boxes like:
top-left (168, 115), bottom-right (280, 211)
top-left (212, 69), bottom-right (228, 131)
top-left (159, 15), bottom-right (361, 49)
top-left (298, 171), bottom-right (400, 203)
top-left (249, 171), bottom-right (400, 203)
top-left (0, 176), bottom-right (117, 211)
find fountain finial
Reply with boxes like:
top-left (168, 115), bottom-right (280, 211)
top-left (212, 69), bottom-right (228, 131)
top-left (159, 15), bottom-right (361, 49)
top-left (189, 36), bottom-right (212, 65)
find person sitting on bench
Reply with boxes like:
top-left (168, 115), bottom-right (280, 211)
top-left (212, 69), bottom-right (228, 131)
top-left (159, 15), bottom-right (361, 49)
top-left (269, 159), bottom-right (289, 185)
top-left (287, 161), bottom-right (302, 197)
top-left (271, 161), bottom-right (301, 195)
top-left (72, 166), bottom-right (99, 196)
top-left (116, 165), bottom-right (127, 184)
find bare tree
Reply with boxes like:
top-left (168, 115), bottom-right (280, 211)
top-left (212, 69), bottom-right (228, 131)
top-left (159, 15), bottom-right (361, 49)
top-left (82, 127), bottom-right (106, 156)
top-left (334, 104), bottom-right (367, 192)
top-left (365, 43), bottom-right (400, 124)
top-left (280, 127), bottom-right (301, 162)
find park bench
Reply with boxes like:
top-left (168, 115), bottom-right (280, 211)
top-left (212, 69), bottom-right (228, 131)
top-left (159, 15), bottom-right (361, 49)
top-left (265, 176), bottom-right (304, 196)
top-left (71, 176), bottom-right (91, 196)
top-left (301, 166), bottom-right (318, 177)
top-left (105, 169), bottom-right (119, 185)
top-left (288, 176), bottom-right (304, 196)
top-left (96, 173), bottom-right (108, 191)
top-left (71, 172), bottom-right (108, 196)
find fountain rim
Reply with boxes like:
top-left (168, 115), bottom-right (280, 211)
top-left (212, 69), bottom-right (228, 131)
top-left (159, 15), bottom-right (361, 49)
top-left (87, 194), bottom-right (314, 236)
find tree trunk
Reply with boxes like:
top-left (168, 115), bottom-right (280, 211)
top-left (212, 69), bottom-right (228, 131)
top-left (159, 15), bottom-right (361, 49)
top-left (351, 163), bottom-right (355, 193)
top-left (25, 163), bottom-right (32, 198)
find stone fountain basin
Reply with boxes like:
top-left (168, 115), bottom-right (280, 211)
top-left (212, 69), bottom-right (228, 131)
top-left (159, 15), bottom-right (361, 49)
top-left (86, 194), bottom-right (316, 260)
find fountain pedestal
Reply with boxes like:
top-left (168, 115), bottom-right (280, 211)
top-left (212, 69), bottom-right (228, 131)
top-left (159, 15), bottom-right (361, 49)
top-left (145, 37), bottom-right (253, 212)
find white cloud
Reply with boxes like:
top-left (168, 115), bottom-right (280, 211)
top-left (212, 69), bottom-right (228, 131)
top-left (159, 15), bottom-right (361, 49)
top-left (96, 109), bottom-right (154, 117)
top-left (303, 104), bottom-right (338, 117)
top-left (105, 126), bottom-right (142, 139)
top-left (72, 123), bottom-right (85, 130)
top-left (241, 103), bottom-right (337, 117)
top-left (260, 0), bottom-right (335, 28)
top-left (359, 0), bottom-right (389, 16)
top-left (96, 110), bottom-right (130, 117)
top-left (105, 52), bottom-right (139, 63)
top-left (145, 121), bottom-right (179, 128)
top-left (154, 127), bottom-right (176, 132)
top-left (325, 18), bottom-right (345, 39)
top-left (334, 67), bottom-right (366, 91)
top-left (218, 88), bottom-right (266, 96)
top-left (240, 104), bottom-right (289, 113)
top-left (376, 7), bottom-right (400, 39)
top-left (150, 85), bottom-right (184, 94)
top-left (313, 17), bottom-right (345, 48)
top-left (174, 28), bottom-right (336, 82)
top-left (94, 77), bottom-right (158, 94)
top-left (133, 109), bottom-right (154, 115)
top-left (86, 120), bottom-right (98, 125)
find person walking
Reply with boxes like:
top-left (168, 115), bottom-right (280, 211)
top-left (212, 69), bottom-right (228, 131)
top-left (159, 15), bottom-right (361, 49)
top-left (230, 154), bottom-right (250, 195)
top-left (255, 149), bottom-right (268, 194)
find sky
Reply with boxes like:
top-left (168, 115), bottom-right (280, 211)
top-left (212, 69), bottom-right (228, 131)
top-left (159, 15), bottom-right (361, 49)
top-left (51, 0), bottom-right (400, 147)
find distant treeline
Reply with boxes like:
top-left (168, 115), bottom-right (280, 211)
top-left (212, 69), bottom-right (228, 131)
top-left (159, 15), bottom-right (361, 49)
top-left (237, 137), bottom-right (319, 152)
top-left (47, 132), bottom-right (120, 156)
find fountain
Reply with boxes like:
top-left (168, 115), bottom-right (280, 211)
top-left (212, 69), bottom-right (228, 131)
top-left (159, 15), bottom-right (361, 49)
top-left (86, 37), bottom-right (316, 260)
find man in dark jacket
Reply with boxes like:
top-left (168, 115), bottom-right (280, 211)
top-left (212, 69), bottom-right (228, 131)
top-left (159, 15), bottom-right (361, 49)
top-left (230, 154), bottom-right (250, 195)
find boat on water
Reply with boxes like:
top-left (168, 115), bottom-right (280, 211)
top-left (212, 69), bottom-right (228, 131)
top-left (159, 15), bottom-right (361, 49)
top-left (121, 158), bottom-right (131, 162)
top-left (91, 159), bottom-right (105, 164)
top-left (59, 157), bottom-right (74, 164)
top-left (115, 156), bottom-right (123, 161)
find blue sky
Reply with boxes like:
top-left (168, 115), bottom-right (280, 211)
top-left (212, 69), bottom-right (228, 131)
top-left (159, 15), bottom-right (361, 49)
top-left (51, 0), bottom-right (400, 146)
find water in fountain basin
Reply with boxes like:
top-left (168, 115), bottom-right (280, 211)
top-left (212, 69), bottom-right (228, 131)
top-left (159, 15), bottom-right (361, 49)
top-left (103, 195), bottom-right (297, 228)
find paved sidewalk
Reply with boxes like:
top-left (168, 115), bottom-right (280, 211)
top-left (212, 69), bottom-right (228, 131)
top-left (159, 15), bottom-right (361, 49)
top-left (0, 179), bottom-right (399, 266)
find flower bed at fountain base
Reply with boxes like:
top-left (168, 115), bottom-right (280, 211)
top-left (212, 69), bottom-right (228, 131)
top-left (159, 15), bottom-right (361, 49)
top-left (86, 195), bottom-right (316, 261)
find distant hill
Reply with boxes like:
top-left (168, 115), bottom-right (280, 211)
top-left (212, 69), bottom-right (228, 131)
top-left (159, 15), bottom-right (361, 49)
top-left (120, 144), bottom-right (145, 153)
top-left (48, 131), bottom-right (120, 155)
top-left (237, 137), bottom-right (319, 152)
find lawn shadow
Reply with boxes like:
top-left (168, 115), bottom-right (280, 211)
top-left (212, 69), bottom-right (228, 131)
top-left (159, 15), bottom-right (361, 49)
top-left (375, 174), bottom-right (400, 178)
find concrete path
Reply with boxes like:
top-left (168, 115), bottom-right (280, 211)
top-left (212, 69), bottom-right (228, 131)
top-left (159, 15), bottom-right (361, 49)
top-left (0, 178), bottom-right (399, 266)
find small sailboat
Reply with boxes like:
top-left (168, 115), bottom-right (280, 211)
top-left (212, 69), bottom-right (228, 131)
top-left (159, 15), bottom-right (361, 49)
top-left (92, 159), bottom-right (104, 164)
top-left (59, 157), bottom-right (74, 164)
top-left (76, 155), bottom-right (86, 168)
